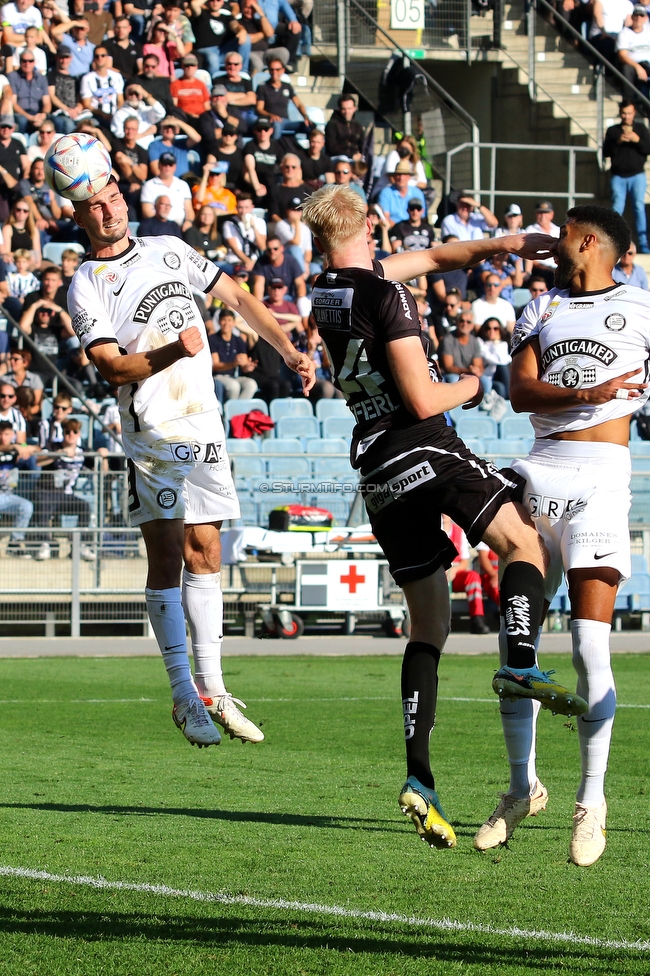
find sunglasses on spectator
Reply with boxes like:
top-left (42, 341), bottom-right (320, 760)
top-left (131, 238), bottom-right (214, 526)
top-left (335, 169), bottom-right (350, 175)
top-left (486, 325), bottom-right (501, 331)
top-left (20, 58), bottom-right (34, 63)
top-left (283, 163), bottom-right (299, 169)
top-left (14, 207), bottom-right (29, 213)
top-left (267, 246), bottom-right (281, 252)
top-left (458, 317), bottom-right (473, 323)
top-left (485, 282), bottom-right (500, 287)
top-left (0, 393), bottom-right (15, 398)
top-left (53, 404), bottom-right (72, 411)
top-left (39, 308), bottom-right (53, 315)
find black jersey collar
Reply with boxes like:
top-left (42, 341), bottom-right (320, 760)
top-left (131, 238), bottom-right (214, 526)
top-left (568, 282), bottom-right (621, 298)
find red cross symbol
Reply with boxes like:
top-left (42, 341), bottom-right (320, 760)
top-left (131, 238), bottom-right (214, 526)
top-left (340, 565), bottom-right (365, 593)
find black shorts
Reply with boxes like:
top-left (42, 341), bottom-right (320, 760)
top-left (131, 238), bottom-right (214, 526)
top-left (359, 423), bottom-right (524, 586)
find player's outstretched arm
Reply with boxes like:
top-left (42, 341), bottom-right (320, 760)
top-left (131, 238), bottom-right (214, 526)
top-left (211, 273), bottom-right (316, 394)
top-left (380, 233), bottom-right (557, 284)
top-left (511, 338), bottom-right (648, 413)
top-left (387, 335), bottom-right (482, 419)
top-left (87, 329), bottom-right (204, 386)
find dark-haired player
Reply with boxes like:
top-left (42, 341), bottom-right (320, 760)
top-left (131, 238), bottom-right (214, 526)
top-left (67, 176), bottom-right (314, 748)
top-left (301, 184), bottom-right (579, 851)
top-left (474, 206), bottom-right (650, 866)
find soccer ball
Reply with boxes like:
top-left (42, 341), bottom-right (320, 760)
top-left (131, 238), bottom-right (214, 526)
top-left (44, 133), bottom-right (112, 202)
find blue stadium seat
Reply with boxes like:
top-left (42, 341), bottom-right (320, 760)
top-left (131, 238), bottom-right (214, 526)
top-left (615, 573), bottom-right (650, 611)
top-left (462, 438), bottom-right (485, 456)
top-left (307, 438), bottom-right (349, 454)
top-left (548, 577), bottom-right (569, 613)
top-left (269, 398), bottom-right (314, 423)
top-left (322, 416), bottom-right (355, 440)
top-left (630, 441), bottom-right (650, 455)
top-left (261, 438), bottom-right (304, 453)
top-left (455, 417), bottom-right (498, 441)
top-left (237, 499), bottom-right (259, 525)
top-left (630, 493), bottom-right (650, 522)
top-left (276, 416), bottom-right (320, 442)
top-left (484, 438), bottom-right (532, 460)
top-left (227, 438), bottom-right (260, 453)
top-left (224, 398), bottom-right (268, 424)
top-left (267, 456), bottom-right (311, 479)
top-left (310, 494), bottom-right (351, 524)
top-left (232, 456), bottom-right (266, 478)
top-left (631, 553), bottom-right (649, 574)
top-left (42, 241), bottom-right (85, 265)
top-left (70, 413), bottom-right (90, 443)
top-left (315, 399), bottom-right (349, 422)
top-left (500, 416), bottom-right (534, 440)
top-left (313, 456), bottom-right (356, 479)
top-left (632, 457), bottom-right (650, 472)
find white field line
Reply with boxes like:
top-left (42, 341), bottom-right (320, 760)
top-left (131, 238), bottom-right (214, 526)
top-left (0, 864), bottom-right (648, 954)
top-left (0, 696), bottom-right (648, 709)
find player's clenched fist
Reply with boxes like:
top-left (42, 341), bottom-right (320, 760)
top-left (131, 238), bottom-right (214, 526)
top-left (177, 326), bottom-right (204, 358)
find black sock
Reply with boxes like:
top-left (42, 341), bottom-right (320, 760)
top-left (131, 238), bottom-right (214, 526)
top-left (401, 640), bottom-right (441, 790)
top-left (500, 561), bottom-right (545, 669)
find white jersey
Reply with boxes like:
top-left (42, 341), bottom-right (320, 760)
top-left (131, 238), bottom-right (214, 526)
top-left (511, 284), bottom-right (650, 438)
top-left (67, 235), bottom-right (222, 457)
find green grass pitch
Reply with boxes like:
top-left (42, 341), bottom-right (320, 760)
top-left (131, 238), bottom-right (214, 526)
top-left (0, 651), bottom-right (649, 975)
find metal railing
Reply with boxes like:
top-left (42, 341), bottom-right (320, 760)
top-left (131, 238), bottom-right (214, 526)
top-left (445, 141), bottom-right (596, 210)
top-left (527, 0), bottom-right (650, 154)
top-left (313, 0), bottom-right (481, 187)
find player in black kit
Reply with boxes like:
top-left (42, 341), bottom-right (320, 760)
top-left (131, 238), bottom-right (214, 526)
top-left (301, 185), bottom-right (587, 851)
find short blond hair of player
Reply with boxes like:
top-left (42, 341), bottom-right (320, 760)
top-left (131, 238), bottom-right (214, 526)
top-left (301, 184), bottom-right (367, 253)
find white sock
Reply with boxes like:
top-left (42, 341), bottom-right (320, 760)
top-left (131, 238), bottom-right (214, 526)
top-left (182, 569), bottom-right (227, 699)
top-left (571, 618), bottom-right (616, 807)
top-left (498, 617), bottom-right (542, 797)
top-left (145, 586), bottom-right (197, 705)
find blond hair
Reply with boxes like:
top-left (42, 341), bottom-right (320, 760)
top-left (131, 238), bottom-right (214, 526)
top-left (300, 184), bottom-right (367, 253)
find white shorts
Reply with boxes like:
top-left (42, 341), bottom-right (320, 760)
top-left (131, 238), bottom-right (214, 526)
top-left (126, 444), bottom-right (240, 527)
top-left (511, 440), bottom-right (631, 603)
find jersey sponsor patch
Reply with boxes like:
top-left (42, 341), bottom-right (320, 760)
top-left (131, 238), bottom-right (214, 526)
top-left (364, 460), bottom-right (436, 514)
top-left (541, 337), bottom-right (617, 371)
top-left (93, 264), bottom-right (120, 285)
top-left (187, 248), bottom-right (209, 273)
top-left (168, 440), bottom-right (226, 464)
top-left (71, 309), bottom-right (97, 339)
top-left (605, 313), bottom-right (626, 331)
top-left (569, 302), bottom-right (593, 309)
top-left (311, 286), bottom-right (353, 331)
top-left (133, 281), bottom-right (193, 323)
top-left (122, 251), bottom-right (141, 267)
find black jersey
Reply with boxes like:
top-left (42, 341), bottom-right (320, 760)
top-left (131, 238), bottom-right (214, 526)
top-left (312, 260), bottom-right (446, 466)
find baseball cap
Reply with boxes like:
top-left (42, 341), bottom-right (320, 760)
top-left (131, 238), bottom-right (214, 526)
top-left (181, 54), bottom-right (198, 65)
top-left (505, 203), bottom-right (522, 216)
top-left (633, 4), bottom-right (647, 12)
top-left (233, 265), bottom-right (249, 278)
top-left (221, 123), bottom-right (238, 136)
top-left (0, 115), bottom-right (15, 127)
top-left (159, 151), bottom-right (177, 165)
top-left (254, 117), bottom-right (273, 129)
top-left (56, 43), bottom-right (72, 56)
top-left (407, 198), bottom-right (423, 210)
top-left (393, 160), bottom-right (413, 175)
top-left (211, 84), bottom-right (227, 96)
top-left (535, 200), bottom-right (554, 212)
top-left (270, 277), bottom-right (286, 287)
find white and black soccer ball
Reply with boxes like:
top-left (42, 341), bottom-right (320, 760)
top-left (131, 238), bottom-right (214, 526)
top-left (44, 133), bottom-right (112, 202)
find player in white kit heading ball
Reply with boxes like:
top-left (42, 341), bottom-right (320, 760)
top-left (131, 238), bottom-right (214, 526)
top-left (67, 176), bottom-right (315, 747)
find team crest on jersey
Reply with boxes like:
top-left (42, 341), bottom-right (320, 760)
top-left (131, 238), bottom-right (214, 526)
top-left (164, 251), bottom-right (181, 270)
top-left (133, 281), bottom-right (193, 323)
top-left (157, 488), bottom-right (177, 509)
top-left (93, 264), bottom-right (120, 284)
top-left (541, 338), bottom-right (617, 371)
top-left (605, 313), bottom-right (626, 331)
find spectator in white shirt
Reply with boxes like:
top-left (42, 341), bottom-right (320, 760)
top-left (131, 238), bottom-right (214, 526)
top-left (274, 202), bottom-right (315, 275)
top-left (222, 192), bottom-right (266, 271)
top-left (524, 199), bottom-right (560, 285)
top-left (440, 191), bottom-right (498, 241)
top-left (471, 273), bottom-right (516, 333)
top-left (110, 82), bottom-right (165, 148)
top-left (140, 152), bottom-right (193, 228)
top-left (1, 0), bottom-right (43, 49)
top-left (617, 4), bottom-right (650, 97)
top-left (80, 44), bottom-right (124, 120)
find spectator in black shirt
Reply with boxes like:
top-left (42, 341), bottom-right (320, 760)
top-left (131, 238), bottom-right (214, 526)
top-left (299, 128), bottom-right (334, 184)
top-left (239, 0), bottom-right (274, 74)
top-left (138, 194), bottom-right (184, 237)
top-left (267, 152), bottom-right (311, 221)
top-left (242, 116), bottom-right (282, 200)
top-left (255, 57), bottom-right (312, 140)
top-left (390, 199), bottom-right (434, 252)
top-left (324, 94), bottom-right (364, 160)
top-left (251, 235), bottom-right (305, 301)
top-left (213, 51), bottom-right (257, 129)
top-left (206, 123), bottom-right (244, 189)
top-left (209, 307), bottom-right (258, 400)
top-left (137, 54), bottom-right (174, 114)
top-left (603, 101), bottom-right (650, 252)
top-left (48, 45), bottom-right (86, 134)
top-left (241, 332), bottom-right (292, 402)
top-left (104, 16), bottom-right (143, 80)
top-left (111, 115), bottom-right (149, 218)
top-left (183, 204), bottom-right (225, 260)
top-left (197, 84), bottom-right (242, 141)
top-left (190, 0), bottom-right (252, 76)
top-left (0, 116), bottom-right (29, 223)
